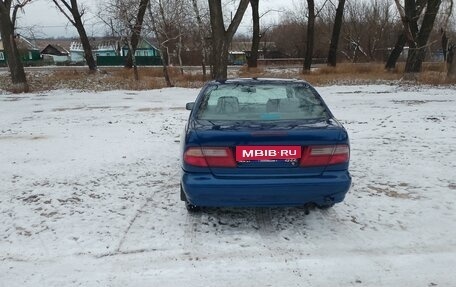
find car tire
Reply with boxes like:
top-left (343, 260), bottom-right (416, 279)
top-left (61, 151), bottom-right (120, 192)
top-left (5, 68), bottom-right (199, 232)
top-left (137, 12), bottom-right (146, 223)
top-left (180, 186), bottom-right (187, 201)
top-left (181, 186), bottom-right (201, 212)
top-left (317, 203), bottom-right (334, 210)
top-left (185, 201), bottom-right (201, 212)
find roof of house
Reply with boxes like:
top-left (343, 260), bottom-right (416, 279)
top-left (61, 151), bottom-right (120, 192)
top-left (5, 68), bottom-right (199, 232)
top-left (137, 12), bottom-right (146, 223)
top-left (2, 36), bottom-right (160, 52)
top-left (35, 38), bottom-right (77, 51)
top-left (0, 35), bottom-right (39, 51)
top-left (41, 44), bottom-right (69, 55)
top-left (122, 38), bottom-right (159, 50)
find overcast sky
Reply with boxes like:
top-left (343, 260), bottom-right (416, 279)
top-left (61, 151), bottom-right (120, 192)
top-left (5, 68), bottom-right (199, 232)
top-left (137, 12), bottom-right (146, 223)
top-left (16, 0), bottom-right (290, 39)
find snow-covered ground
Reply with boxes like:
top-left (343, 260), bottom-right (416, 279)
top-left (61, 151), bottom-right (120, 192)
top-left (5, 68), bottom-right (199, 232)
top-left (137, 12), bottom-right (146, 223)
top-left (1, 84), bottom-right (455, 286)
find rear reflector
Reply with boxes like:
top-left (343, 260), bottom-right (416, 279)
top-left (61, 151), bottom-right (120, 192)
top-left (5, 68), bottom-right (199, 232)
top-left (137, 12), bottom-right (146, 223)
top-left (300, 144), bottom-right (349, 167)
top-left (184, 147), bottom-right (236, 168)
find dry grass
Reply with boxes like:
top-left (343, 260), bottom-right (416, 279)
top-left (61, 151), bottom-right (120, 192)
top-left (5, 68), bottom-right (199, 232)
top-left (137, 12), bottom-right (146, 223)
top-left (300, 63), bottom-right (402, 86)
top-left (238, 63), bottom-right (403, 86)
top-left (0, 67), bottom-right (207, 92)
top-left (239, 62), bottom-right (456, 86)
top-left (1, 62), bottom-right (455, 93)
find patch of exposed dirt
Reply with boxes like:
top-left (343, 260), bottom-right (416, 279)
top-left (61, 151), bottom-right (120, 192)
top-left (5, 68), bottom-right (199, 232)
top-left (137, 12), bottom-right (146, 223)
top-left (137, 107), bottom-right (163, 112)
top-left (367, 184), bottom-right (421, 200)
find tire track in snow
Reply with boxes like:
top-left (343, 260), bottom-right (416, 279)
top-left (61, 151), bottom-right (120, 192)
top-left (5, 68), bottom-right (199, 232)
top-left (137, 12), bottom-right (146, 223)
top-left (317, 207), bottom-right (395, 283)
top-left (183, 212), bottom-right (203, 249)
top-left (115, 167), bottom-right (180, 253)
top-left (254, 207), bottom-right (307, 282)
top-left (115, 197), bottom-right (154, 252)
top-left (254, 207), bottom-right (275, 238)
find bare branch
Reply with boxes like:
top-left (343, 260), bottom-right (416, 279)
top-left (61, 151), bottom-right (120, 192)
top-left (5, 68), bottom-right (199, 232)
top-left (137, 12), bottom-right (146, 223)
top-left (315, 0), bottom-right (330, 17)
top-left (52, 0), bottom-right (76, 26)
top-left (12, 0), bottom-right (32, 27)
top-left (226, 0), bottom-right (249, 39)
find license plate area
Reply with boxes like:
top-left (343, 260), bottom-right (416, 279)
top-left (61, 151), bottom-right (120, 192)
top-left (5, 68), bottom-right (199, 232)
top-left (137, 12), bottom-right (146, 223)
top-left (236, 146), bottom-right (301, 162)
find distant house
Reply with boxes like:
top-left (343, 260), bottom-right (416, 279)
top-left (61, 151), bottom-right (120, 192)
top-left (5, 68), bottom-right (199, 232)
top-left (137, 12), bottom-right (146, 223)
top-left (0, 41), bottom-right (5, 65)
top-left (121, 38), bottom-right (160, 57)
top-left (16, 35), bottom-right (41, 63)
top-left (228, 41), bottom-right (277, 65)
top-left (35, 37), bottom-right (161, 66)
top-left (69, 40), bottom-right (120, 63)
top-left (97, 38), bottom-right (161, 66)
top-left (0, 35), bottom-right (41, 66)
top-left (41, 44), bottom-right (69, 63)
top-left (95, 41), bottom-right (119, 57)
top-left (228, 51), bottom-right (246, 65)
top-left (69, 42), bottom-right (87, 63)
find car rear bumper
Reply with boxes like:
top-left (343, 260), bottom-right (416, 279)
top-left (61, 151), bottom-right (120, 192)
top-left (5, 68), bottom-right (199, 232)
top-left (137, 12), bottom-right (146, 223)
top-left (181, 170), bottom-right (351, 207)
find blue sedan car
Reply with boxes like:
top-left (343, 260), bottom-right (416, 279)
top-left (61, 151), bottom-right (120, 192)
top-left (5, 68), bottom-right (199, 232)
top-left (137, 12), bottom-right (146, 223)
top-left (180, 78), bottom-right (351, 212)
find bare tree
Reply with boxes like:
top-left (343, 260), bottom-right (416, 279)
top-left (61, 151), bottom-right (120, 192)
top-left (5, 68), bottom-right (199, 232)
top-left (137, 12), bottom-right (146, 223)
top-left (191, 0), bottom-right (209, 78)
top-left (99, 0), bottom-right (151, 80)
top-left (443, 0), bottom-right (455, 79)
top-left (0, 0), bottom-right (30, 92)
top-left (438, 0), bottom-right (453, 61)
top-left (394, 0), bottom-right (442, 74)
top-left (247, 0), bottom-right (260, 68)
top-left (208, 0), bottom-right (249, 80)
top-left (269, 1), bottom-right (400, 62)
top-left (268, 19), bottom-right (305, 57)
top-left (343, 0), bottom-right (396, 63)
top-left (441, 28), bottom-right (449, 61)
top-left (385, 0), bottom-right (426, 70)
top-left (52, 0), bottom-right (97, 71)
top-left (385, 32), bottom-right (407, 70)
top-left (327, 0), bottom-right (346, 67)
top-left (124, 0), bottom-right (150, 69)
top-left (147, 0), bottom-right (174, 87)
top-left (448, 44), bottom-right (456, 79)
top-left (303, 0), bottom-right (315, 71)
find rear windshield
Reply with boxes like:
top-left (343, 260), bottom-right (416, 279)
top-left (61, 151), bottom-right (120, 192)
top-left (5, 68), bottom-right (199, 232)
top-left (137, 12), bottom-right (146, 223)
top-left (196, 83), bottom-right (329, 121)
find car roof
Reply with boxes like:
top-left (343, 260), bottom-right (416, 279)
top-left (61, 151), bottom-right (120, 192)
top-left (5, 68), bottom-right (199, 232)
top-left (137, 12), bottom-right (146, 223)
top-left (208, 78), bottom-right (311, 86)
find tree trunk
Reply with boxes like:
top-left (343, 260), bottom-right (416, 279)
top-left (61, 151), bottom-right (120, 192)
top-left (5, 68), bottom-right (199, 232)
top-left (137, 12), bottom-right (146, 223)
top-left (125, 0), bottom-right (150, 68)
top-left (327, 0), bottom-right (346, 67)
top-left (212, 40), bottom-right (230, 81)
top-left (52, 0), bottom-right (97, 71)
top-left (74, 18), bottom-right (97, 72)
top-left (147, 0), bottom-right (173, 87)
top-left (178, 35), bottom-right (184, 75)
top-left (191, 0), bottom-right (208, 79)
top-left (441, 29), bottom-right (448, 61)
top-left (447, 45), bottom-right (456, 80)
top-left (303, 0), bottom-right (315, 71)
top-left (70, 1), bottom-right (97, 71)
top-left (160, 48), bottom-right (173, 87)
top-left (247, 0), bottom-right (260, 68)
top-left (127, 40), bottom-right (139, 81)
top-left (404, 0), bottom-right (441, 73)
top-left (385, 32), bottom-right (406, 70)
top-left (208, 0), bottom-right (249, 81)
top-left (0, 2), bottom-right (29, 92)
top-left (403, 0), bottom-right (419, 42)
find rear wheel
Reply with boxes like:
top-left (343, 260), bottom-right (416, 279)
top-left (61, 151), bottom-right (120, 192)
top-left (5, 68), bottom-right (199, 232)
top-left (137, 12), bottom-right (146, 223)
top-left (317, 203), bottom-right (334, 210)
top-left (181, 185), bottom-right (201, 212)
top-left (185, 201), bottom-right (201, 212)
top-left (180, 186), bottom-right (187, 201)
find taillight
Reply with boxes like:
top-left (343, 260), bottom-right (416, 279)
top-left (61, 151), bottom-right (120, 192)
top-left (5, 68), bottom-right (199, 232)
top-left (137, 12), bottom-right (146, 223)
top-left (300, 144), bottom-right (349, 167)
top-left (184, 147), bottom-right (236, 168)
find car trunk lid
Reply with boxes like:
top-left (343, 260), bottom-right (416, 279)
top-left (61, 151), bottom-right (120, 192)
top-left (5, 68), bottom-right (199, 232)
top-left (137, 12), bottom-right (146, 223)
top-left (188, 120), bottom-right (347, 177)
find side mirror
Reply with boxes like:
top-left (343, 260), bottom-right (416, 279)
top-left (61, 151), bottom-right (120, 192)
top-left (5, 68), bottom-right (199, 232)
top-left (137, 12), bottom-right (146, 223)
top-left (186, 102), bottom-right (195, 110)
